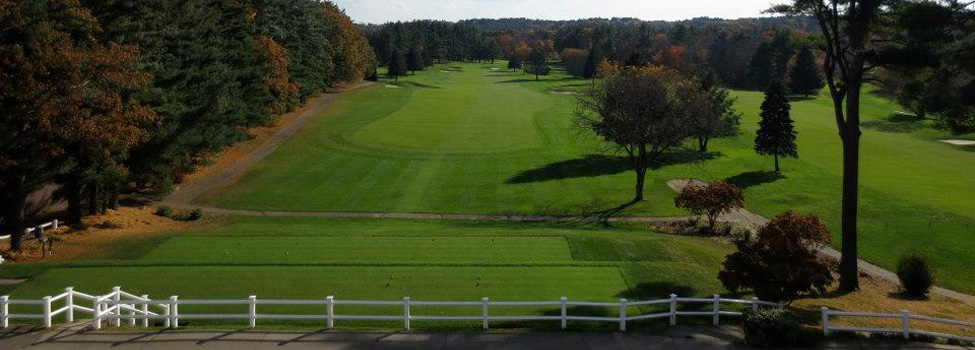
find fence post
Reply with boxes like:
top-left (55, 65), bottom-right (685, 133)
top-left (901, 310), bottom-right (910, 340)
top-left (43, 296), bottom-right (52, 328)
top-left (0, 296), bottom-right (8, 328)
top-left (751, 297), bottom-right (759, 312)
top-left (821, 307), bottom-right (829, 337)
top-left (560, 297), bottom-right (567, 330)
top-left (169, 296), bottom-right (178, 328)
top-left (248, 296), bottom-right (257, 329)
top-left (129, 303), bottom-right (136, 327)
top-left (403, 297), bottom-right (410, 330)
top-left (53, 219), bottom-right (58, 230)
top-left (162, 302), bottom-right (170, 328)
top-left (111, 286), bottom-right (121, 327)
top-left (669, 294), bottom-right (677, 326)
top-left (326, 296), bottom-right (334, 329)
top-left (619, 298), bottom-right (627, 332)
top-left (140, 295), bottom-right (149, 328)
top-left (65, 287), bottom-right (74, 323)
top-left (712, 294), bottom-right (720, 326)
top-left (92, 296), bottom-right (102, 330)
top-left (482, 297), bottom-right (489, 330)
top-left (777, 301), bottom-right (784, 310)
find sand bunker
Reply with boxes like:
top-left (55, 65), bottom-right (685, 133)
top-left (550, 90), bottom-right (582, 95)
top-left (941, 139), bottom-right (975, 146)
top-left (385, 84), bottom-right (402, 89)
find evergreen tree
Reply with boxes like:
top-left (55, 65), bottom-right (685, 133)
top-left (747, 42), bottom-right (773, 89)
top-left (387, 48), bottom-right (407, 81)
top-left (507, 55), bottom-right (521, 71)
top-left (789, 46), bottom-right (824, 96)
top-left (583, 45), bottom-right (603, 79)
top-left (406, 46), bottom-right (423, 75)
top-left (754, 81), bottom-right (798, 172)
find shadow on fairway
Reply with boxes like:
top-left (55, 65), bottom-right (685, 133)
top-left (861, 113), bottom-right (926, 133)
top-left (786, 95), bottom-right (817, 102)
top-left (725, 170), bottom-right (785, 189)
top-left (506, 155), bottom-right (628, 184)
top-left (617, 282), bottom-right (696, 300)
top-left (649, 150), bottom-right (722, 169)
top-left (395, 81), bottom-right (443, 89)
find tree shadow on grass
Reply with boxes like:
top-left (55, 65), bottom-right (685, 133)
top-left (787, 95), bottom-right (817, 102)
top-left (396, 81), bottom-right (443, 89)
top-left (861, 113), bottom-right (926, 133)
top-left (725, 171), bottom-right (785, 189)
top-left (505, 155), bottom-right (628, 184)
top-left (617, 282), bottom-right (697, 301)
top-left (649, 150), bottom-right (722, 169)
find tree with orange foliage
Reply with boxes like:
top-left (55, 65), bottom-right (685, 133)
top-left (718, 211), bottom-right (834, 303)
top-left (675, 180), bottom-right (745, 231)
top-left (0, 0), bottom-right (155, 248)
top-left (255, 35), bottom-right (299, 115)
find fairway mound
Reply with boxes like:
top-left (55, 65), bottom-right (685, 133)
top-left (941, 139), bottom-right (975, 146)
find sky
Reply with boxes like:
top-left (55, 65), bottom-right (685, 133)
top-left (331, 0), bottom-right (778, 24)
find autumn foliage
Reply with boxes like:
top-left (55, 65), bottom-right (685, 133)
top-left (718, 211), bottom-right (834, 303)
top-left (674, 180), bottom-right (745, 230)
top-left (255, 35), bottom-right (299, 115)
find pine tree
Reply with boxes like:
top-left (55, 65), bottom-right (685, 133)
top-left (387, 48), bottom-right (407, 81)
top-left (747, 42), bottom-right (773, 89)
top-left (754, 81), bottom-right (798, 172)
top-left (789, 47), bottom-right (824, 96)
top-left (406, 46), bottom-right (423, 75)
top-left (583, 45), bottom-right (603, 79)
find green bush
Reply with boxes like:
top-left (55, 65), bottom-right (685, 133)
top-left (742, 308), bottom-right (803, 348)
top-left (188, 208), bottom-right (203, 221)
top-left (897, 252), bottom-right (934, 298)
top-left (155, 206), bottom-right (173, 218)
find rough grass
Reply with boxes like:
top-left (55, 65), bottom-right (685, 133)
top-left (198, 62), bottom-right (975, 294)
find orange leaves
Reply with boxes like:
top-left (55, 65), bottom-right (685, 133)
top-left (674, 180), bottom-right (745, 228)
top-left (255, 35), bottom-right (298, 115)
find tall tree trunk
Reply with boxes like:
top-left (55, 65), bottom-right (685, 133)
top-left (774, 154), bottom-right (780, 173)
top-left (698, 136), bottom-right (710, 153)
top-left (66, 173), bottom-right (83, 225)
top-left (7, 173), bottom-right (27, 251)
top-left (633, 146), bottom-right (648, 201)
top-left (88, 181), bottom-right (99, 215)
top-left (839, 85), bottom-right (863, 292)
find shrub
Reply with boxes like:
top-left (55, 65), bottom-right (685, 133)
top-left (718, 211), bottom-right (834, 303)
top-left (674, 180), bottom-right (745, 232)
top-left (155, 206), bottom-right (173, 218)
top-left (742, 308), bottom-right (804, 348)
top-left (897, 252), bottom-right (934, 298)
top-left (188, 208), bottom-right (203, 221)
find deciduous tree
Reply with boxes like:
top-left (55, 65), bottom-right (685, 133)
top-left (576, 64), bottom-right (695, 201)
top-left (675, 180), bottom-right (745, 231)
top-left (718, 211), bottom-right (834, 303)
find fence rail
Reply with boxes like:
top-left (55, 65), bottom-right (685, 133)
top-left (0, 219), bottom-right (59, 242)
top-left (1, 287), bottom-right (782, 331)
top-left (5, 287), bottom-right (973, 343)
top-left (821, 307), bottom-right (975, 343)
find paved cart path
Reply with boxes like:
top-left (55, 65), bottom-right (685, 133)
top-left (2, 324), bottom-right (972, 350)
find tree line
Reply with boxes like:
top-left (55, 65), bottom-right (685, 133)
top-left (0, 0), bottom-right (377, 250)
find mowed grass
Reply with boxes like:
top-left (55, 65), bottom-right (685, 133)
top-left (200, 62), bottom-right (975, 293)
top-left (0, 217), bottom-right (731, 328)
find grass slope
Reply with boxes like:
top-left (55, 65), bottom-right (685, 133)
top-left (200, 62), bottom-right (975, 293)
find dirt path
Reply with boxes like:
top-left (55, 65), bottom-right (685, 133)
top-left (163, 82), bottom-right (373, 205)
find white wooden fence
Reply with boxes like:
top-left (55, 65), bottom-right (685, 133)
top-left (1, 287), bottom-right (781, 331)
top-left (0, 219), bottom-right (58, 241)
top-left (821, 307), bottom-right (975, 342)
